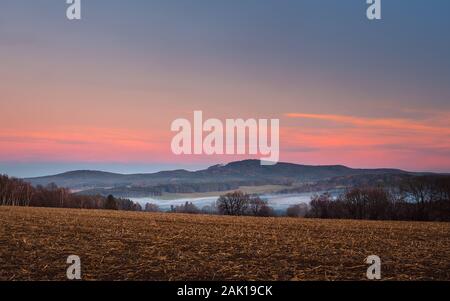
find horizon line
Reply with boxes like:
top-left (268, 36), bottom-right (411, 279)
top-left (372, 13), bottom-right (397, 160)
top-left (7, 159), bottom-right (444, 179)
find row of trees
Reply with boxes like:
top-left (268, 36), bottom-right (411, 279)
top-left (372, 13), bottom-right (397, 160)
top-left (143, 191), bottom-right (276, 217)
top-left (170, 202), bottom-right (202, 214)
top-left (2, 173), bottom-right (449, 221)
top-left (216, 191), bottom-right (275, 216)
top-left (167, 176), bottom-right (450, 221)
top-left (140, 175), bottom-right (450, 221)
top-left (302, 176), bottom-right (450, 221)
top-left (0, 175), bottom-right (35, 206)
top-left (0, 175), bottom-right (142, 211)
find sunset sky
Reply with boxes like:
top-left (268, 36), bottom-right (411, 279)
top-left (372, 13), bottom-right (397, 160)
top-left (1, 0), bottom-right (450, 177)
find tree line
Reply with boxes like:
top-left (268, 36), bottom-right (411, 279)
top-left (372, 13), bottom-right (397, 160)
top-left (0, 174), bottom-right (142, 211)
top-left (2, 173), bottom-right (449, 221)
top-left (290, 175), bottom-right (450, 221)
top-left (155, 175), bottom-right (450, 221)
top-left (139, 191), bottom-right (276, 217)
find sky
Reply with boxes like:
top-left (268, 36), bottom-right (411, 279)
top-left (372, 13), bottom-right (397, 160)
top-left (1, 0), bottom-right (450, 177)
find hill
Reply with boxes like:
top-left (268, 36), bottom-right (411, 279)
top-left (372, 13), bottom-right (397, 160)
top-left (25, 160), bottom-right (412, 196)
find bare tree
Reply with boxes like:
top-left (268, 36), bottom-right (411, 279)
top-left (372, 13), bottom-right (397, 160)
top-left (216, 191), bottom-right (250, 216)
top-left (286, 203), bottom-right (308, 218)
top-left (248, 196), bottom-right (267, 216)
top-left (145, 203), bottom-right (160, 212)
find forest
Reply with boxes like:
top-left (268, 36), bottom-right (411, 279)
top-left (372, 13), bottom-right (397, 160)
top-left (0, 175), bottom-right (141, 211)
top-left (290, 176), bottom-right (450, 221)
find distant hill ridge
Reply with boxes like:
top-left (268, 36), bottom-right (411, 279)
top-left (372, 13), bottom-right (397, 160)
top-left (25, 160), bottom-right (411, 193)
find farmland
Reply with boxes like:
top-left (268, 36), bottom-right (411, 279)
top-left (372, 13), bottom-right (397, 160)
top-left (1, 206), bottom-right (449, 281)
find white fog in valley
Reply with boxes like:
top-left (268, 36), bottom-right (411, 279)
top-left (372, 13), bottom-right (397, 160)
top-left (131, 192), bottom-right (320, 212)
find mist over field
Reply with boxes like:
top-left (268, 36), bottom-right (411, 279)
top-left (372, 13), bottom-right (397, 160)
top-left (131, 193), bottom-right (318, 212)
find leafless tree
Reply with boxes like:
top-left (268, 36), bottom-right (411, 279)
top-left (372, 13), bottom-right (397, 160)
top-left (216, 191), bottom-right (250, 216)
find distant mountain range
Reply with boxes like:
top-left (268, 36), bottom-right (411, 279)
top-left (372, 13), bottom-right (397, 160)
top-left (24, 160), bottom-right (422, 197)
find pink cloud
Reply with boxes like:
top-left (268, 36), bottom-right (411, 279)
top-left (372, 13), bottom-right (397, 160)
top-left (281, 112), bottom-right (450, 171)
